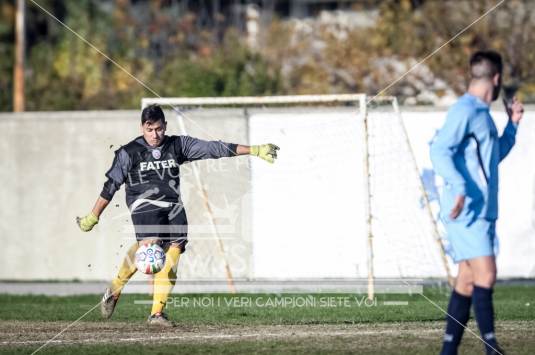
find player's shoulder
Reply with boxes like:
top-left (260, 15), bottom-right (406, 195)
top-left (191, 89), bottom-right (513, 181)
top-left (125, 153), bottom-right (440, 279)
top-left (165, 135), bottom-right (193, 146)
top-left (165, 135), bottom-right (180, 142)
top-left (118, 136), bottom-right (146, 155)
top-left (167, 135), bottom-right (190, 140)
top-left (446, 94), bottom-right (478, 120)
top-left (163, 135), bottom-right (181, 148)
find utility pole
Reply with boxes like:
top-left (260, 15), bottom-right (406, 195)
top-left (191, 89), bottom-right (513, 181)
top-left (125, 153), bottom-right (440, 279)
top-left (13, 0), bottom-right (25, 112)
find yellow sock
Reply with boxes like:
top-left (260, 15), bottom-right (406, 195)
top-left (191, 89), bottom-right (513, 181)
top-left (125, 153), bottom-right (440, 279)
top-left (151, 245), bottom-right (181, 315)
top-left (110, 243), bottom-right (139, 297)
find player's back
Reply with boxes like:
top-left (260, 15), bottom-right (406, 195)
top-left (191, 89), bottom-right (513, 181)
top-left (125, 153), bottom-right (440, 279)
top-left (430, 93), bottom-right (499, 222)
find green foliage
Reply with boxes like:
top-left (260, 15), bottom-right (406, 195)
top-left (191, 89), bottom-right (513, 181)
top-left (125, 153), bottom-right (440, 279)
top-left (261, 0), bottom-right (535, 102)
top-left (156, 31), bottom-right (280, 98)
top-left (0, 0), bottom-right (14, 110)
top-left (2, 0), bottom-right (535, 110)
top-left (2, 0), bottom-right (281, 111)
top-left (372, 0), bottom-right (535, 100)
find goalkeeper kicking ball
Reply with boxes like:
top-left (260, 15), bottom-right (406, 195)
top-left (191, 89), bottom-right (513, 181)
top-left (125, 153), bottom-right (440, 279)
top-left (135, 243), bottom-right (166, 274)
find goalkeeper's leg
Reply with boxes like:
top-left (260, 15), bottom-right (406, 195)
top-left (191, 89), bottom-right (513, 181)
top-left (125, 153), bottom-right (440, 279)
top-left (110, 242), bottom-right (139, 295)
top-left (149, 244), bottom-right (181, 325)
top-left (101, 242), bottom-right (139, 319)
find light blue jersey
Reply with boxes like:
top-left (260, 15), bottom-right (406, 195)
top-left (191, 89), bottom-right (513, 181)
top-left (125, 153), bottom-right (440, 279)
top-left (430, 93), bottom-right (517, 224)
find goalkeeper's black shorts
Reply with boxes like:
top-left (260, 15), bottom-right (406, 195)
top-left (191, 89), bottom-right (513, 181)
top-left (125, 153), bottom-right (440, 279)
top-left (130, 200), bottom-right (188, 252)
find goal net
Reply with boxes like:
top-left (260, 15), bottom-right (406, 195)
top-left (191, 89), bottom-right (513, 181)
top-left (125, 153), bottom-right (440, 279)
top-left (141, 94), bottom-right (451, 294)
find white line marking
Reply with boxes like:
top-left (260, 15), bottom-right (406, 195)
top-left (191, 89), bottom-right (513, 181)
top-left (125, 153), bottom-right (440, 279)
top-left (383, 301), bottom-right (409, 306)
top-left (29, 302), bottom-right (101, 354)
top-left (2, 328), bottom-right (443, 346)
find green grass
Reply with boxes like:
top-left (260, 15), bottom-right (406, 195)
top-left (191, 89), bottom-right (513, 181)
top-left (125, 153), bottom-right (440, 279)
top-left (0, 285), bottom-right (533, 354)
top-left (0, 285), bottom-right (533, 324)
top-left (0, 340), bottom-right (447, 355)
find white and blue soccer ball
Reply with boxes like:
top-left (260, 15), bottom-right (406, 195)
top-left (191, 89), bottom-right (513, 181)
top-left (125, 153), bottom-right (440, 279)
top-left (135, 243), bottom-right (166, 274)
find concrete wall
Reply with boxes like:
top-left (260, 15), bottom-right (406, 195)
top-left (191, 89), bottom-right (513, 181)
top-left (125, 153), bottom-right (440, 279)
top-left (0, 110), bottom-right (251, 281)
top-left (1, 107), bottom-right (534, 282)
top-left (247, 106), bottom-right (535, 279)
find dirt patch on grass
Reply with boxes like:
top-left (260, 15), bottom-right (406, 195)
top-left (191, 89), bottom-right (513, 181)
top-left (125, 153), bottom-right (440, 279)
top-left (1, 320), bottom-right (533, 348)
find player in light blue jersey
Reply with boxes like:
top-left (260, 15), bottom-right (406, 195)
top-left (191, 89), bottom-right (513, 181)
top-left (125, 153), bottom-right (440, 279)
top-left (430, 51), bottom-right (524, 355)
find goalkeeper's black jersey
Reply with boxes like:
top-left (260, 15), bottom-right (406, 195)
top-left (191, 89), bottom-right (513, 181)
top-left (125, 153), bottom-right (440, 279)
top-left (100, 135), bottom-right (237, 208)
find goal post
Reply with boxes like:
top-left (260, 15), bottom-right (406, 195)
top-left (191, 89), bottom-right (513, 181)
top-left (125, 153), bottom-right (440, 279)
top-left (141, 94), bottom-right (451, 294)
top-left (364, 97), bottom-right (452, 298)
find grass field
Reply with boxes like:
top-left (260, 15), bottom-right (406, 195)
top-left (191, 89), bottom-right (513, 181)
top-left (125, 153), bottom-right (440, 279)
top-left (0, 285), bottom-right (533, 354)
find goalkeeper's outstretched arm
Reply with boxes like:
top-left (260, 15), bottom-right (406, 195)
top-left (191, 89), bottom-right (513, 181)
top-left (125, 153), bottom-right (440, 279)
top-left (176, 135), bottom-right (280, 164)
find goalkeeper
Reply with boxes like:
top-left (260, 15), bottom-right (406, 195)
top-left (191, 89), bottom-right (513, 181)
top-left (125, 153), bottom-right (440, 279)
top-left (77, 104), bottom-right (279, 326)
top-left (430, 51), bottom-right (523, 355)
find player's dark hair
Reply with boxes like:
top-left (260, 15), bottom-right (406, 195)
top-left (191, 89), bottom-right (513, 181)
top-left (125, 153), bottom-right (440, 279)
top-left (470, 50), bottom-right (502, 80)
top-left (141, 105), bottom-right (166, 125)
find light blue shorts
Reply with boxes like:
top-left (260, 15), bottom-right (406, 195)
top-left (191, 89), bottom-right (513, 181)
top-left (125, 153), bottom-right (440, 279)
top-left (442, 218), bottom-right (498, 263)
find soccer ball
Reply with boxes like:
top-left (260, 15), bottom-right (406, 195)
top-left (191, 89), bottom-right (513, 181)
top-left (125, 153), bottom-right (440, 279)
top-left (135, 243), bottom-right (166, 274)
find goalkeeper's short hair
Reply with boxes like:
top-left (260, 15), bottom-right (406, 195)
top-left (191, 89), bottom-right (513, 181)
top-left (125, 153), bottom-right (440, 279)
top-left (141, 104), bottom-right (165, 124)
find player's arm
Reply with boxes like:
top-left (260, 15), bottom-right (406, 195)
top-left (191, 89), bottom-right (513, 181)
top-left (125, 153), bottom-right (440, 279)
top-left (76, 148), bottom-right (130, 232)
top-left (430, 106), bottom-right (470, 219)
top-left (177, 136), bottom-right (279, 164)
top-left (498, 97), bottom-right (523, 162)
top-left (76, 196), bottom-right (109, 232)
